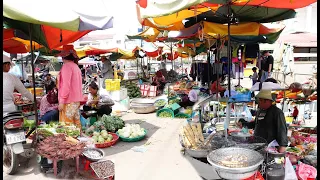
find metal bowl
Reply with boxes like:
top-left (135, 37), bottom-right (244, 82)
top-left (82, 148), bottom-right (105, 162)
top-left (132, 105), bottom-right (156, 114)
top-left (207, 147), bottom-right (264, 179)
top-left (185, 148), bottom-right (211, 158)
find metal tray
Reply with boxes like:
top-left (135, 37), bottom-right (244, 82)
top-left (90, 159), bottom-right (115, 179)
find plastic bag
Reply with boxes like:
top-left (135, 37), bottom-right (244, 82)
top-left (243, 105), bottom-right (253, 122)
top-left (285, 157), bottom-right (298, 180)
top-left (80, 114), bottom-right (88, 128)
top-left (296, 162), bottom-right (317, 180)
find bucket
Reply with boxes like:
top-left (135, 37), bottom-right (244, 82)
top-left (266, 151), bottom-right (285, 169)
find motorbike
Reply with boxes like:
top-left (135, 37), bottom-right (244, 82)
top-left (3, 111), bottom-right (35, 175)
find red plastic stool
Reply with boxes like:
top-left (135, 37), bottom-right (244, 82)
top-left (242, 171), bottom-right (264, 180)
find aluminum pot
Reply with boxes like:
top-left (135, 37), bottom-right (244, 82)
top-left (185, 148), bottom-right (210, 158)
top-left (207, 147), bottom-right (264, 179)
top-left (132, 106), bottom-right (156, 114)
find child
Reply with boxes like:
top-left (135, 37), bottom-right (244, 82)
top-left (249, 67), bottom-right (258, 86)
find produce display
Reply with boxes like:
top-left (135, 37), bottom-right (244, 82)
top-left (158, 111), bottom-right (173, 118)
top-left (123, 82), bottom-right (141, 98)
top-left (23, 119), bottom-right (36, 129)
top-left (92, 130), bottom-right (114, 144)
top-left (86, 115), bottom-right (125, 135)
top-left (180, 122), bottom-right (206, 150)
top-left (117, 124), bottom-right (146, 139)
top-left (37, 122), bottom-right (81, 138)
top-left (154, 99), bottom-right (166, 107)
top-left (90, 160), bottom-right (115, 179)
top-left (298, 128), bottom-right (317, 134)
top-left (235, 87), bottom-right (250, 94)
top-left (168, 98), bottom-right (180, 105)
top-left (175, 114), bottom-right (189, 119)
top-left (36, 134), bottom-right (85, 160)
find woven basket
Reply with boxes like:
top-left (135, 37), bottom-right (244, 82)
top-left (94, 133), bottom-right (119, 148)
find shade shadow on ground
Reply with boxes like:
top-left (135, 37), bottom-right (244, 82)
top-left (102, 119), bottom-right (160, 157)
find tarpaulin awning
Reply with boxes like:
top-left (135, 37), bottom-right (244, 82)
top-left (4, 17), bottom-right (91, 50)
top-left (137, 0), bottom-right (316, 18)
top-left (4, 0), bottom-right (114, 32)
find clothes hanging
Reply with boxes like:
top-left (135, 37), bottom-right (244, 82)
top-left (245, 44), bottom-right (260, 58)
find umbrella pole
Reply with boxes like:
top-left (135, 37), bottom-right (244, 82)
top-left (225, 1), bottom-right (232, 141)
top-left (29, 24), bottom-right (39, 129)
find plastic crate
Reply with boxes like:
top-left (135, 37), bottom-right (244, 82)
top-left (114, 79), bottom-right (121, 90)
top-left (105, 79), bottom-right (112, 91)
top-left (156, 108), bottom-right (174, 118)
top-left (228, 91), bottom-right (252, 103)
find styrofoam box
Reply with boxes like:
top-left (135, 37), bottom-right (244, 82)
top-left (110, 88), bottom-right (128, 102)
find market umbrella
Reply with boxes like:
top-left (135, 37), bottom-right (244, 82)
top-left (3, 28), bottom-right (42, 53)
top-left (136, 0), bottom-right (316, 23)
top-left (4, 0), bottom-right (115, 127)
top-left (3, 0), bottom-right (114, 50)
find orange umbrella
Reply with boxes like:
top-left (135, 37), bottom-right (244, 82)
top-left (3, 29), bottom-right (42, 53)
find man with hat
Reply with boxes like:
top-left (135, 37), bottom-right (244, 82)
top-left (3, 54), bottom-right (34, 114)
top-left (237, 90), bottom-right (288, 153)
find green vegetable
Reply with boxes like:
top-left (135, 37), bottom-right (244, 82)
top-left (99, 115), bottom-right (125, 133)
top-left (159, 112), bottom-right (172, 118)
top-left (155, 100), bottom-right (166, 107)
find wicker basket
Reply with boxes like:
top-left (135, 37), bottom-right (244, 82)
top-left (94, 133), bottom-right (119, 148)
top-left (116, 129), bottom-right (147, 142)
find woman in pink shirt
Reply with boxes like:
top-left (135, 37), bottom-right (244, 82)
top-left (57, 45), bottom-right (83, 128)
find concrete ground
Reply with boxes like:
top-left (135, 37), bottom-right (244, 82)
top-left (4, 113), bottom-right (204, 180)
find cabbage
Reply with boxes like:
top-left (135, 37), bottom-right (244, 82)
top-left (131, 132), bottom-right (138, 138)
top-left (98, 136), bottom-right (105, 143)
top-left (92, 136), bottom-right (98, 142)
top-left (123, 131), bottom-right (130, 138)
top-left (101, 130), bottom-right (108, 134)
top-left (101, 133), bottom-right (109, 139)
top-left (93, 131), bottom-right (100, 136)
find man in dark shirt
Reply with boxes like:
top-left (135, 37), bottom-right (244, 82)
top-left (260, 51), bottom-right (274, 82)
top-left (237, 90), bottom-right (288, 153)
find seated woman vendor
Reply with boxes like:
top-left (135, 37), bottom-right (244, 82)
top-left (40, 86), bottom-right (59, 123)
top-left (179, 84), bottom-right (198, 108)
top-left (152, 71), bottom-right (166, 93)
top-left (211, 75), bottom-right (226, 97)
top-left (83, 82), bottom-right (113, 117)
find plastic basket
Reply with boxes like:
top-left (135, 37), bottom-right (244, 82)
top-left (156, 108), bottom-right (174, 118)
top-left (228, 91), bottom-right (252, 103)
top-left (285, 116), bottom-right (293, 124)
top-left (170, 103), bottom-right (181, 115)
top-left (174, 113), bottom-right (191, 119)
top-left (154, 99), bottom-right (167, 108)
top-left (94, 133), bottom-right (119, 148)
top-left (116, 129), bottom-right (147, 142)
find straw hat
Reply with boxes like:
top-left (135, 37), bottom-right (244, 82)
top-left (56, 44), bottom-right (79, 59)
top-left (256, 90), bottom-right (274, 101)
